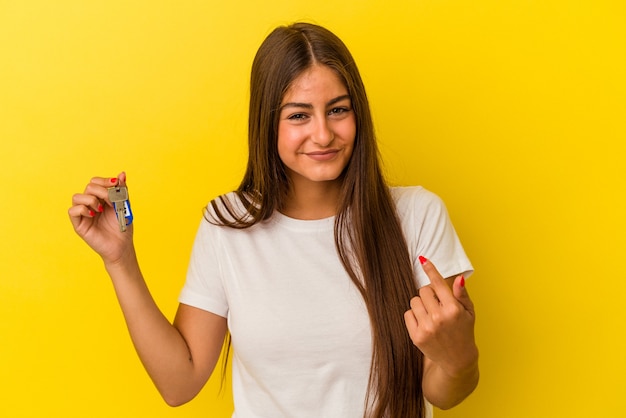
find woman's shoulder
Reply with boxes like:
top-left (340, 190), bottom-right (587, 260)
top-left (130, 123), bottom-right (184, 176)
top-left (390, 186), bottom-right (444, 209)
top-left (389, 186), bottom-right (450, 225)
top-left (208, 191), bottom-right (240, 207)
top-left (204, 191), bottom-right (255, 225)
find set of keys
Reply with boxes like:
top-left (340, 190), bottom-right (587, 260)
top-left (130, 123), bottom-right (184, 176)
top-left (107, 186), bottom-right (133, 232)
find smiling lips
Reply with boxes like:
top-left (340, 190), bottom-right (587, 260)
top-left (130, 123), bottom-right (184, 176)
top-left (304, 149), bottom-right (340, 161)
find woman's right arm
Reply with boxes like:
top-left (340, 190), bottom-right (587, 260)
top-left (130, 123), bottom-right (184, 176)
top-left (69, 173), bottom-right (227, 406)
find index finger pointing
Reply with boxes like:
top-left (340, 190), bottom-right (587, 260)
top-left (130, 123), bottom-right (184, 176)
top-left (418, 256), bottom-right (455, 302)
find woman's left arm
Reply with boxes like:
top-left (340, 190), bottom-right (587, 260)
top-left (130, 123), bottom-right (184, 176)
top-left (404, 257), bottom-right (479, 410)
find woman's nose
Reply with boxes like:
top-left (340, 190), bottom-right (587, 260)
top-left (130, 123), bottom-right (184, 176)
top-left (311, 118), bottom-right (334, 147)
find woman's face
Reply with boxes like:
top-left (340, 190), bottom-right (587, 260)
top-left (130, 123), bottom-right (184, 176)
top-left (277, 64), bottom-right (356, 191)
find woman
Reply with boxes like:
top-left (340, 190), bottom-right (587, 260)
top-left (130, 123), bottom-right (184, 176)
top-left (69, 22), bottom-right (478, 418)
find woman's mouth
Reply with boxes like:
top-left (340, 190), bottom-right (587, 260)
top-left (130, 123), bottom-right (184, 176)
top-left (304, 149), bottom-right (340, 161)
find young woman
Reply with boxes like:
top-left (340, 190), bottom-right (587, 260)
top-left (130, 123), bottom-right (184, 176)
top-left (69, 22), bottom-right (478, 418)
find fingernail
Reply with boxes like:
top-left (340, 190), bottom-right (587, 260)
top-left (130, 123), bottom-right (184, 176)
top-left (460, 275), bottom-right (466, 287)
top-left (89, 210), bottom-right (96, 217)
top-left (110, 177), bottom-right (117, 183)
top-left (97, 204), bottom-right (103, 213)
top-left (419, 255), bottom-right (428, 265)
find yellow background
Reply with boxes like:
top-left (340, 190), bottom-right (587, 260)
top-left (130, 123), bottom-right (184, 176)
top-left (1, 0), bottom-right (624, 417)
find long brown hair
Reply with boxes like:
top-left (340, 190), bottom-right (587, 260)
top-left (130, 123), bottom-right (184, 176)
top-left (209, 22), bottom-right (424, 418)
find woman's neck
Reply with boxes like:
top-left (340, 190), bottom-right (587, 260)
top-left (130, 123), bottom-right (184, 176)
top-left (281, 179), bottom-right (342, 220)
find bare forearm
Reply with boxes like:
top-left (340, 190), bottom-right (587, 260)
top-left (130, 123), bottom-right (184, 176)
top-left (422, 353), bottom-right (479, 410)
top-left (104, 249), bottom-right (202, 405)
top-left (70, 175), bottom-right (220, 405)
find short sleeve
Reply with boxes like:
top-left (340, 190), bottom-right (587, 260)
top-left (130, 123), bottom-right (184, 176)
top-left (392, 186), bottom-right (474, 288)
top-left (178, 217), bottom-right (229, 318)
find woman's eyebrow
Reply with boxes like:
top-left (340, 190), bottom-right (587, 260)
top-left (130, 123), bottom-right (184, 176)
top-left (279, 94), bottom-right (351, 112)
top-left (326, 94), bottom-right (351, 107)
top-left (279, 102), bottom-right (313, 112)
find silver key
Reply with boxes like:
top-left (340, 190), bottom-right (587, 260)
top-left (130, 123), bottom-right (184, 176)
top-left (108, 186), bottom-right (129, 232)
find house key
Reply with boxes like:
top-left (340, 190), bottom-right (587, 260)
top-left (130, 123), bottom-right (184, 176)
top-left (108, 186), bottom-right (132, 232)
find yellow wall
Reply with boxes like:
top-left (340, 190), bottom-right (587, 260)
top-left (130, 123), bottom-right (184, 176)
top-left (1, 1), bottom-right (624, 417)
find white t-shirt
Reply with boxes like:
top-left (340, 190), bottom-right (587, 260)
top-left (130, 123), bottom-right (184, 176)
top-left (179, 186), bottom-right (473, 418)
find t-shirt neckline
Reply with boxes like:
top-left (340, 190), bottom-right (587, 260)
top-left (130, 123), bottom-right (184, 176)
top-left (271, 211), bottom-right (335, 232)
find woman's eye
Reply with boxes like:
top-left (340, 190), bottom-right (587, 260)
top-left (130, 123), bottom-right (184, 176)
top-left (287, 113), bottom-right (307, 121)
top-left (329, 107), bottom-right (351, 116)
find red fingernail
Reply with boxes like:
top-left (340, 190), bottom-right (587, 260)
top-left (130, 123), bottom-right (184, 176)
top-left (460, 275), bottom-right (465, 287)
top-left (89, 210), bottom-right (96, 217)
top-left (419, 256), bottom-right (428, 265)
top-left (110, 177), bottom-right (117, 183)
top-left (97, 204), bottom-right (103, 212)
